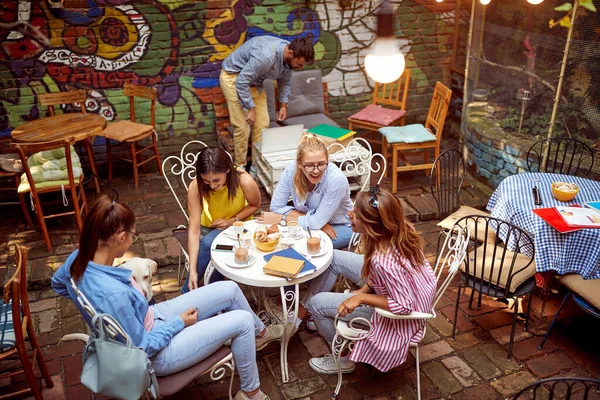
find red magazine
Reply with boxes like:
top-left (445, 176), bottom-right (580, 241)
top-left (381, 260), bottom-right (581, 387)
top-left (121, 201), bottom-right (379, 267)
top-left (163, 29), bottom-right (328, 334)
top-left (533, 206), bottom-right (583, 233)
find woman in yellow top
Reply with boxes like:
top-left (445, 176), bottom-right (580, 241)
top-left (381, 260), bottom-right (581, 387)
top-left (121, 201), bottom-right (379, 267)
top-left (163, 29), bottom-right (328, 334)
top-left (183, 147), bottom-right (261, 293)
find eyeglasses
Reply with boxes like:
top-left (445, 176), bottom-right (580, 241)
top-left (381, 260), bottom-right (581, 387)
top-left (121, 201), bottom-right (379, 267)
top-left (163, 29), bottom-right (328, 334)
top-left (129, 231), bottom-right (140, 243)
top-left (368, 185), bottom-right (380, 209)
top-left (302, 162), bottom-right (328, 173)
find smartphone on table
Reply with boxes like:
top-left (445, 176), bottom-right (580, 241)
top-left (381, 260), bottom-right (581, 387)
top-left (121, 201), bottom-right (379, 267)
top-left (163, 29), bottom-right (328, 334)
top-left (214, 244), bottom-right (234, 252)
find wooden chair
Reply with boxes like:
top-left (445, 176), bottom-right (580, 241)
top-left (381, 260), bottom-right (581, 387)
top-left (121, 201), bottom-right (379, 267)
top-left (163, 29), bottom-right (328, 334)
top-left (162, 140), bottom-right (209, 283)
top-left (11, 137), bottom-right (87, 252)
top-left (38, 90), bottom-right (101, 193)
top-left (330, 225), bottom-right (470, 400)
top-left (451, 215), bottom-right (536, 360)
top-left (0, 245), bottom-right (54, 399)
top-left (380, 81), bottom-right (452, 193)
top-left (348, 69), bottom-right (411, 148)
top-left (526, 137), bottom-right (595, 177)
top-left (100, 83), bottom-right (162, 190)
top-left (0, 166), bottom-right (34, 228)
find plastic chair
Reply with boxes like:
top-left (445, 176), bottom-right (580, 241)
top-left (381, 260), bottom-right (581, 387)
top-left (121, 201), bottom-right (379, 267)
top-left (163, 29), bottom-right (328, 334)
top-left (331, 224), bottom-right (470, 400)
top-left (513, 377), bottom-right (600, 400)
top-left (68, 273), bottom-right (235, 399)
top-left (451, 215), bottom-right (536, 360)
top-left (0, 245), bottom-right (54, 399)
top-left (526, 137), bottom-right (594, 177)
top-left (11, 137), bottom-right (88, 252)
top-left (161, 140), bottom-right (209, 283)
top-left (100, 83), bottom-right (163, 190)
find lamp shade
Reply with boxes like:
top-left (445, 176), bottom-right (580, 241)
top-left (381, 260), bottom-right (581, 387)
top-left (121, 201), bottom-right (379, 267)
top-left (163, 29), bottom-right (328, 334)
top-left (365, 38), bottom-right (405, 83)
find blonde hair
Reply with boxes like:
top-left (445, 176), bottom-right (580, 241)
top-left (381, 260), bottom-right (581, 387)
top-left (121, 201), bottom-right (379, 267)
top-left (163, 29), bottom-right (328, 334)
top-left (293, 134), bottom-right (328, 201)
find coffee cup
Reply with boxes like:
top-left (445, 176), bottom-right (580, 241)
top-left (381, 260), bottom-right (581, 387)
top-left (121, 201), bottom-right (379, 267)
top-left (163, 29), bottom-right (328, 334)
top-left (306, 236), bottom-right (321, 255)
top-left (234, 243), bottom-right (249, 264)
top-left (233, 221), bottom-right (245, 235)
top-left (288, 221), bottom-right (300, 237)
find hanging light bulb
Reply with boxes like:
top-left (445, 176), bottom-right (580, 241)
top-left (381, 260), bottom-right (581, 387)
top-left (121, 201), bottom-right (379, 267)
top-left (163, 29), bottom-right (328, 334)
top-left (364, 0), bottom-right (405, 83)
top-left (436, 0), bottom-right (444, 2)
top-left (480, 0), bottom-right (491, 4)
top-left (527, 0), bottom-right (543, 4)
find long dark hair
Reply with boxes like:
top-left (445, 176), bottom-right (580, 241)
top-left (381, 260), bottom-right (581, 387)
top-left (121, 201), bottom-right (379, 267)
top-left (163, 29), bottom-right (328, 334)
top-left (195, 147), bottom-right (240, 202)
top-left (71, 195), bottom-right (135, 281)
top-left (355, 188), bottom-right (425, 281)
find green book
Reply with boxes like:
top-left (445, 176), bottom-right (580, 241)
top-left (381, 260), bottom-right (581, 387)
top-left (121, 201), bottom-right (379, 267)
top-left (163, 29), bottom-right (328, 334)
top-left (307, 124), bottom-right (356, 142)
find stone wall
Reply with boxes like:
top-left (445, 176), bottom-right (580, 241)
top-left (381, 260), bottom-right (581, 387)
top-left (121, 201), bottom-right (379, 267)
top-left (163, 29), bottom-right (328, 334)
top-left (0, 0), bottom-right (458, 164)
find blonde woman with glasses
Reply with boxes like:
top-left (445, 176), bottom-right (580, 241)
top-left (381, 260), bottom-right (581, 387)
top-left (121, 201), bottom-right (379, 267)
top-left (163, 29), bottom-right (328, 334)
top-left (257, 134), bottom-right (353, 249)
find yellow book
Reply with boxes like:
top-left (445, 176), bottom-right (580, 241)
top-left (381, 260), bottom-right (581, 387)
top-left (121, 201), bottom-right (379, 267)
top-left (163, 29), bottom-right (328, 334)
top-left (263, 256), bottom-right (305, 279)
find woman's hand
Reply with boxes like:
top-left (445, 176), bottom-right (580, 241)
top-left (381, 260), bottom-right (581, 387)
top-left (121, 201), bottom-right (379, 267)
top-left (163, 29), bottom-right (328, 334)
top-left (188, 272), bottom-right (199, 291)
top-left (180, 308), bottom-right (198, 327)
top-left (211, 218), bottom-right (233, 229)
top-left (321, 223), bottom-right (337, 240)
top-left (256, 211), bottom-right (282, 225)
top-left (338, 295), bottom-right (363, 317)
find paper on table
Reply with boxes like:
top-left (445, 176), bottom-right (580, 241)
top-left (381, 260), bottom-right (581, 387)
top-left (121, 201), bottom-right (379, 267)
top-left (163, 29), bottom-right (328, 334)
top-left (555, 206), bottom-right (600, 228)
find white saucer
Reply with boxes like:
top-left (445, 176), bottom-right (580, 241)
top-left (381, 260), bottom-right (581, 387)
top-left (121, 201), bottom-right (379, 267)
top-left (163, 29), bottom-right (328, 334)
top-left (298, 246), bottom-right (327, 258)
top-left (286, 232), bottom-right (305, 240)
top-left (225, 254), bottom-right (256, 268)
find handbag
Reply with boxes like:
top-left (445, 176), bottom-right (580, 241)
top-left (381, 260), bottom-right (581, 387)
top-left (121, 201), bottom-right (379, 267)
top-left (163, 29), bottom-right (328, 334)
top-left (73, 279), bottom-right (159, 400)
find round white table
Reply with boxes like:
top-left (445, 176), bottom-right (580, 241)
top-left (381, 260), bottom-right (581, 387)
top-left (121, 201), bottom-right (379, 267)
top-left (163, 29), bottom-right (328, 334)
top-left (208, 220), bottom-right (333, 383)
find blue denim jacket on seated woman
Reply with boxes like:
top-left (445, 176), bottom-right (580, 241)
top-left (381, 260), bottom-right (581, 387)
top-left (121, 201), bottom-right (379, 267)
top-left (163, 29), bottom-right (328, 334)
top-left (51, 250), bottom-right (184, 357)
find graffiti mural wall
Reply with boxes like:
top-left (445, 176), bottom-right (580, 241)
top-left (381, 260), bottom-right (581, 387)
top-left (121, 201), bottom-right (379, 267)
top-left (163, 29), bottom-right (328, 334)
top-left (0, 0), bottom-right (454, 145)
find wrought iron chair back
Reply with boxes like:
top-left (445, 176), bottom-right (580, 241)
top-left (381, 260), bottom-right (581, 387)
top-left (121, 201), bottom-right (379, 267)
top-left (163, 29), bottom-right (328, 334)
top-left (512, 377), bottom-right (600, 400)
top-left (430, 148), bottom-right (465, 219)
top-left (327, 137), bottom-right (386, 254)
top-left (526, 137), bottom-right (594, 177)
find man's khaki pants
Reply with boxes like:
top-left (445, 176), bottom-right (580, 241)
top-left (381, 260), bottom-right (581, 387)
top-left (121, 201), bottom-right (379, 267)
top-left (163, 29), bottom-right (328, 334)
top-left (220, 70), bottom-right (270, 167)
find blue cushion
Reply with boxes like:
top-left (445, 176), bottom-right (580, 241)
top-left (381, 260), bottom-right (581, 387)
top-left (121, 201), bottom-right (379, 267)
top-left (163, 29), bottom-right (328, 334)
top-left (0, 302), bottom-right (15, 352)
top-left (379, 124), bottom-right (436, 144)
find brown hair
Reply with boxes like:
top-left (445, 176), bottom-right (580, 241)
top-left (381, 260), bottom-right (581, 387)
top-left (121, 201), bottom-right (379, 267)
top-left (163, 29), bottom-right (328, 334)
top-left (354, 188), bottom-right (425, 280)
top-left (293, 134), bottom-right (328, 201)
top-left (71, 195), bottom-right (135, 281)
top-left (195, 147), bottom-right (241, 202)
top-left (289, 37), bottom-right (315, 63)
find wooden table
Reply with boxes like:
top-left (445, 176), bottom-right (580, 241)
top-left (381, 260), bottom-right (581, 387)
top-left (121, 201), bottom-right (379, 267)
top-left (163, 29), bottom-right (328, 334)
top-left (12, 113), bottom-right (107, 193)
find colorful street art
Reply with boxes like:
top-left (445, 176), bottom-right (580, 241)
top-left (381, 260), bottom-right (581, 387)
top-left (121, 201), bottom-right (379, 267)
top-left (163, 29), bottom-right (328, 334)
top-left (0, 0), bottom-right (452, 138)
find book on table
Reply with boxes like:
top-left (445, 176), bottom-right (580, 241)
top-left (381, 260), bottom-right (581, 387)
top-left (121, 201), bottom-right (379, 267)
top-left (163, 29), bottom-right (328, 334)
top-left (532, 207), bottom-right (582, 233)
top-left (555, 206), bottom-right (600, 228)
top-left (307, 124), bottom-right (356, 147)
top-left (263, 248), bottom-right (317, 279)
top-left (584, 201), bottom-right (600, 213)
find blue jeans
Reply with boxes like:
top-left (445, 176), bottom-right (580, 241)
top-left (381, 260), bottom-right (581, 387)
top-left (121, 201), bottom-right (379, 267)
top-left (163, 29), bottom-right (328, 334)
top-left (151, 281), bottom-right (265, 392)
top-left (330, 224), bottom-right (353, 250)
top-left (182, 227), bottom-right (225, 293)
top-left (306, 250), bottom-right (373, 344)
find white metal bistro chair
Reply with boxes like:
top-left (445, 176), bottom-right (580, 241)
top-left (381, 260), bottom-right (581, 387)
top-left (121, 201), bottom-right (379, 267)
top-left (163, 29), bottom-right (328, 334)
top-left (69, 277), bottom-right (235, 399)
top-left (330, 224), bottom-right (470, 399)
top-left (161, 140), bottom-right (209, 284)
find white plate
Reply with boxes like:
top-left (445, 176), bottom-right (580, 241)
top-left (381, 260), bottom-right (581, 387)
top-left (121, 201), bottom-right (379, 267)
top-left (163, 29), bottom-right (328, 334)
top-left (225, 254), bottom-right (257, 268)
top-left (286, 231), bottom-right (305, 240)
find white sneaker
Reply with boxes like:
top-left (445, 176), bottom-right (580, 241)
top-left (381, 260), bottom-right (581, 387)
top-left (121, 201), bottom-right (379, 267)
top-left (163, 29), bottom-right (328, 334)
top-left (306, 315), bottom-right (317, 331)
top-left (234, 389), bottom-right (270, 400)
top-left (255, 324), bottom-right (284, 351)
top-left (309, 354), bottom-right (356, 375)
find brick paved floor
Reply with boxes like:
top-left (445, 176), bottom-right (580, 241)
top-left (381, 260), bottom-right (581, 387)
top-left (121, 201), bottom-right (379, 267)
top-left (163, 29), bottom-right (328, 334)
top-left (1, 162), bottom-right (599, 400)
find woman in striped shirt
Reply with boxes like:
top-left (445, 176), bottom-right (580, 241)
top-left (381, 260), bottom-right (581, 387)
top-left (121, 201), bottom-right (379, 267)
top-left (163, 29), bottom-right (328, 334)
top-left (306, 185), bottom-right (437, 374)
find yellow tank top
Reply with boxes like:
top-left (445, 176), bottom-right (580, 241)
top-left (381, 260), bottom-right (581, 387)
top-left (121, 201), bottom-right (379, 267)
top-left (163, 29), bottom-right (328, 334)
top-left (200, 184), bottom-right (251, 227)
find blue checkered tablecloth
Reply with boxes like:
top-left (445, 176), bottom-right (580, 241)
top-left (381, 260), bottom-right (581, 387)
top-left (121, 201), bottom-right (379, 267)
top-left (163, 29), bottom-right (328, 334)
top-left (487, 172), bottom-right (600, 280)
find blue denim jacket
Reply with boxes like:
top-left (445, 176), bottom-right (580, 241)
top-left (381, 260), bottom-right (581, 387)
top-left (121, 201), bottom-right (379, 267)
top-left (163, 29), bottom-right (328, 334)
top-left (222, 36), bottom-right (292, 110)
top-left (51, 250), bottom-right (184, 357)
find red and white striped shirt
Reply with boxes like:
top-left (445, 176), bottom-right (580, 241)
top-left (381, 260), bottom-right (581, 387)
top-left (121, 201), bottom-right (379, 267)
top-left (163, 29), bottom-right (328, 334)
top-left (350, 249), bottom-right (437, 372)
